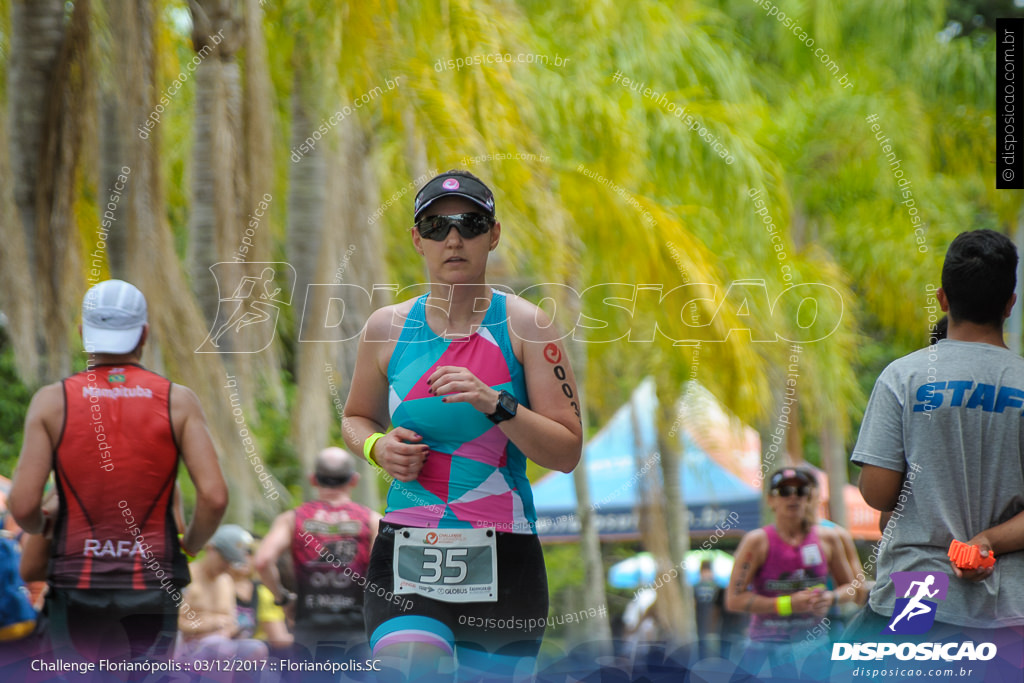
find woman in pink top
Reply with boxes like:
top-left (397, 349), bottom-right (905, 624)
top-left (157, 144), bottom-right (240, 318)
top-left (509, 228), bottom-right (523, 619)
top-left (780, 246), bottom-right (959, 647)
top-left (725, 468), bottom-right (855, 679)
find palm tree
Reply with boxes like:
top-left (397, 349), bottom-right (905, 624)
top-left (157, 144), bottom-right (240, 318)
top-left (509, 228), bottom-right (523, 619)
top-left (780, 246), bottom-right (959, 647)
top-left (276, 3), bottom-right (337, 488)
top-left (187, 0), bottom-right (241, 333)
top-left (735, 0), bottom-right (1007, 519)
top-left (322, 116), bottom-right (386, 511)
top-left (96, 0), bottom-right (129, 278)
top-left (186, 0), bottom-right (302, 524)
top-left (101, 0), bottom-right (263, 526)
top-left (0, 2), bottom-right (37, 378)
top-left (6, 0), bottom-right (91, 385)
top-left (230, 0), bottom-right (291, 420)
top-left (521, 0), bottom-right (789, 640)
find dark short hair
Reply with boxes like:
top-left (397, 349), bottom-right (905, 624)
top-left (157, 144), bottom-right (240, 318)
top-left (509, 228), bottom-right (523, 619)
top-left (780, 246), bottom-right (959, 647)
top-left (314, 450), bottom-right (355, 488)
top-left (929, 315), bottom-right (948, 346)
top-left (315, 472), bottom-right (352, 487)
top-left (941, 230), bottom-right (1018, 327)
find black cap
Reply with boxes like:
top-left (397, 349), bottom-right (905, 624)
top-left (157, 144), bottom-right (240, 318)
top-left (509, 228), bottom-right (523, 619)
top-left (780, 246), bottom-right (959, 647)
top-left (414, 171), bottom-right (496, 222)
top-left (768, 467), bottom-right (814, 491)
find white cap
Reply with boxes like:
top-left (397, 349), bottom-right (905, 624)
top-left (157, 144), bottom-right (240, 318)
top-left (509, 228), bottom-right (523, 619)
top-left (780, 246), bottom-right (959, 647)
top-left (82, 280), bottom-right (148, 354)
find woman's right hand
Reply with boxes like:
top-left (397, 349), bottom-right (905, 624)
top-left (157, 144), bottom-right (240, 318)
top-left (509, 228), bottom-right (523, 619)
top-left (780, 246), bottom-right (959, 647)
top-left (374, 427), bottom-right (430, 482)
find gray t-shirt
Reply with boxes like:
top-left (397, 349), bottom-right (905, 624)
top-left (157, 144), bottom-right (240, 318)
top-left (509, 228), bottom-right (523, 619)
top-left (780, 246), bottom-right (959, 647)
top-left (852, 339), bottom-right (1024, 627)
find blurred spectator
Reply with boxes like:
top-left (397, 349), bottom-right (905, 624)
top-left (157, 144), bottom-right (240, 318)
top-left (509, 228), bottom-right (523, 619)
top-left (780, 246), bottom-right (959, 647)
top-left (622, 587), bottom-right (659, 661)
top-left (229, 548), bottom-right (292, 652)
top-left (13, 486), bottom-right (53, 609)
top-left (693, 560), bottom-right (720, 659)
top-left (716, 577), bottom-right (748, 660)
top-left (177, 525), bottom-right (266, 661)
top-left (725, 468), bottom-right (855, 680)
top-left (255, 448), bottom-right (379, 655)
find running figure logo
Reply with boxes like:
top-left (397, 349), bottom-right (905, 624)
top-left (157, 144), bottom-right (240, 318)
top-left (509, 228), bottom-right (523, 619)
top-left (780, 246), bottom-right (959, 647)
top-left (884, 572), bottom-right (949, 635)
top-left (196, 263), bottom-right (295, 353)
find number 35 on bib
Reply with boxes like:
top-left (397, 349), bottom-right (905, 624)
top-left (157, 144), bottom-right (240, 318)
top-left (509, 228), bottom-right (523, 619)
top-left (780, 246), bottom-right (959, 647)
top-left (393, 528), bottom-right (498, 603)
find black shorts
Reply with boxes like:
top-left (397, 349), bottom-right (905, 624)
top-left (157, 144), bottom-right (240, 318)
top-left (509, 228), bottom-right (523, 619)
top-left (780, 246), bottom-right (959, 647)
top-left (364, 522), bottom-right (548, 657)
top-left (47, 588), bottom-right (179, 661)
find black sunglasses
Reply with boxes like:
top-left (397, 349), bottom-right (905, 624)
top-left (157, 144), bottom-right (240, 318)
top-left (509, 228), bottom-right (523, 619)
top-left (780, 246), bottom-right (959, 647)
top-left (415, 213), bottom-right (494, 241)
top-left (773, 485), bottom-right (809, 498)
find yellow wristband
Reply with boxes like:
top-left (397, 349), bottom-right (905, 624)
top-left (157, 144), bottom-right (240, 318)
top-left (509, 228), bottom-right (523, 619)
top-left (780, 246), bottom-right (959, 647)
top-left (179, 534), bottom-right (197, 559)
top-left (363, 432), bottom-right (386, 469)
top-left (777, 595), bottom-right (793, 616)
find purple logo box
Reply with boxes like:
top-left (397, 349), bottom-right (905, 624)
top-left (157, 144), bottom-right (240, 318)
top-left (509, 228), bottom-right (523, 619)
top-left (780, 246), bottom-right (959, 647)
top-left (890, 571), bottom-right (949, 600)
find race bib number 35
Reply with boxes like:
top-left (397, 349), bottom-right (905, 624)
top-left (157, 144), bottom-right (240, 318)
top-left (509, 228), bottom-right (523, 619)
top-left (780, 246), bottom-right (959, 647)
top-left (393, 528), bottom-right (497, 603)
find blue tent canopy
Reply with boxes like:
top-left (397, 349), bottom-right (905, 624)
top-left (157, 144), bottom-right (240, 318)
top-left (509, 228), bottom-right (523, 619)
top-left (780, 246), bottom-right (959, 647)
top-left (531, 378), bottom-right (761, 541)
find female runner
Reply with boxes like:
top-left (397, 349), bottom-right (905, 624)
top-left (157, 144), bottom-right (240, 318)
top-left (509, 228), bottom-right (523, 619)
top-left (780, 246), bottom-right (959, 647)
top-left (343, 170), bottom-right (583, 680)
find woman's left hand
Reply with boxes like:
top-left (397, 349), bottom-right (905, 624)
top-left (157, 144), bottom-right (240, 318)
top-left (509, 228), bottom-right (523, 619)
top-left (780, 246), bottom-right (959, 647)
top-left (427, 366), bottom-right (500, 416)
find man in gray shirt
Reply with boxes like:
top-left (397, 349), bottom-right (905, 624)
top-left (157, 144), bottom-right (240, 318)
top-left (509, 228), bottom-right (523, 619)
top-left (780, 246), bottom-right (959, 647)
top-left (849, 229), bottom-right (1024, 637)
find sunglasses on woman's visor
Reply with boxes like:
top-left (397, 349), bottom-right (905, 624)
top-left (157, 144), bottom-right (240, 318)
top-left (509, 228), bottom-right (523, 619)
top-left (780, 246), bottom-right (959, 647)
top-left (773, 485), bottom-right (809, 498)
top-left (415, 213), bottom-right (495, 241)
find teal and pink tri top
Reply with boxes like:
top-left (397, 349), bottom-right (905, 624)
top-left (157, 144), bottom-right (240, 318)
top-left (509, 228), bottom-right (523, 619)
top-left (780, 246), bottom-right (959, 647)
top-left (383, 291), bottom-right (536, 534)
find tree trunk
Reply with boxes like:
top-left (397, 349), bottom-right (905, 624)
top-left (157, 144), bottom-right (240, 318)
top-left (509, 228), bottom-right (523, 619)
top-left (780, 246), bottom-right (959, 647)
top-left (8, 0), bottom-right (64, 272)
top-left (241, 0), bottom-right (273, 258)
top-left (632, 391), bottom-right (686, 649)
top-left (566, 302), bottom-right (611, 652)
top-left (188, 0), bottom-right (242, 331)
top-left (758, 366), bottom-right (785, 521)
top-left (239, 0), bottom-right (288, 413)
top-left (570, 452), bottom-right (611, 651)
top-left (7, 0), bottom-right (87, 385)
top-left (654, 383), bottom-right (696, 645)
top-left (326, 117), bottom-right (383, 511)
top-left (186, 0), bottom-right (260, 526)
top-left (287, 69), bottom-right (328, 489)
top-left (188, 0), bottom-right (270, 428)
top-left (112, 0), bottom-right (261, 528)
top-left (99, 0), bottom-right (129, 278)
top-left (819, 414), bottom-right (848, 527)
top-left (0, 33), bottom-right (38, 379)
top-left (99, 100), bottom-right (128, 277)
top-left (785, 387), bottom-right (803, 465)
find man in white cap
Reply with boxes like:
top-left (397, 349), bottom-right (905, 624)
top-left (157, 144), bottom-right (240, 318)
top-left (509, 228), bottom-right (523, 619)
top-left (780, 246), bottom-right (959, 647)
top-left (255, 447), bottom-right (380, 655)
top-left (9, 279), bottom-right (229, 662)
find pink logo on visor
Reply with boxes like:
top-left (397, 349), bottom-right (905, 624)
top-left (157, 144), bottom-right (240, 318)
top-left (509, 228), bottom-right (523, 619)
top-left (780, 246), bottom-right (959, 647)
top-left (442, 178), bottom-right (460, 190)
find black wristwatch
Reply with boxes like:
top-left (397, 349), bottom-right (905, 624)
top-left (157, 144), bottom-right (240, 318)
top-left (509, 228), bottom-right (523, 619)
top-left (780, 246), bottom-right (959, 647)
top-left (274, 591), bottom-right (296, 606)
top-left (487, 390), bottom-right (518, 424)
